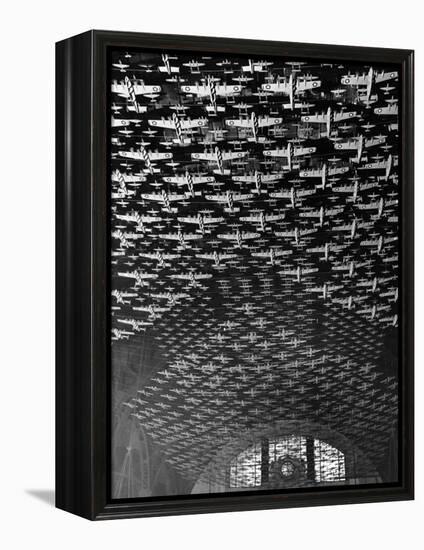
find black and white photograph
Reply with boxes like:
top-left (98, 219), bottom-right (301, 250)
top-left (2, 0), bottom-right (421, 544)
top-left (110, 49), bottom-right (401, 499)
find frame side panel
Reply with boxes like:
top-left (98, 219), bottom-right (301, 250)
top-left (400, 50), bottom-right (414, 498)
top-left (55, 32), bottom-right (95, 520)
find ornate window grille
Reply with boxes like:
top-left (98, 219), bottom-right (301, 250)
top-left (229, 436), bottom-right (345, 488)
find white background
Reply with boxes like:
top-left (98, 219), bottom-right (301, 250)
top-left (0, 1), bottom-right (421, 548)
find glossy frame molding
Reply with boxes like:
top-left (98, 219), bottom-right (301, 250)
top-left (56, 30), bottom-right (414, 520)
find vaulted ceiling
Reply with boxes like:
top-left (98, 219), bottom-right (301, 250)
top-left (110, 49), bottom-right (399, 486)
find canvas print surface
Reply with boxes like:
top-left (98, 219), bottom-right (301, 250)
top-left (109, 49), bottom-right (400, 498)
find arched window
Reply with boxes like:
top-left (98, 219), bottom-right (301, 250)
top-left (229, 435), bottom-right (345, 488)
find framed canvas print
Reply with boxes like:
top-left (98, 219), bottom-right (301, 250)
top-left (56, 30), bottom-right (414, 520)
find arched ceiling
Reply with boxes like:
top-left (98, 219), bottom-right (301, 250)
top-left (110, 49), bottom-right (399, 485)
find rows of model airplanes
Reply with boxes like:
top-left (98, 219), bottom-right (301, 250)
top-left (109, 55), bottom-right (399, 342)
top-left (109, 54), bottom-right (398, 479)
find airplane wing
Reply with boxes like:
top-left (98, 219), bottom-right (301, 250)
top-left (232, 192), bottom-right (254, 201)
top-left (254, 249), bottom-right (290, 258)
top-left (204, 216), bottom-right (225, 224)
top-left (183, 233), bottom-right (203, 240)
top-left (297, 189), bottom-right (316, 197)
top-left (233, 173), bottom-right (283, 183)
top-left (266, 213), bottom-right (286, 221)
top-left (299, 210), bottom-right (320, 218)
top-left (112, 80), bottom-right (161, 97)
top-left (240, 214), bottom-right (261, 222)
top-left (327, 207), bottom-right (344, 215)
top-left (328, 284), bottom-right (343, 291)
top-left (149, 151), bottom-right (173, 160)
top-left (158, 65), bottom-right (179, 74)
top-left (270, 190), bottom-right (291, 198)
top-left (340, 74), bottom-right (369, 86)
top-left (301, 113), bottom-right (328, 124)
top-left (263, 148), bottom-right (289, 158)
top-left (261, 82), bottom-right (291, 93)
top-left (334, 140), bottom-right (359, 150)
top-left (296, 79), bottom-right (322, 92)
top-left (299, 168), bottom-right (321, 177)
top-left (111, 171), bottom-right (146, 183)
top-left (140, 252), bottom-right (179, 260)
top-left (225, 117), bottom-right (282, 128)
top-left (163, 175), bottom-right (214, 184)
top-left (148, 119), bottom-right (177, 129)
top-left (117, 271), bottom-right (137, 279)
top-left (240, 212), bottom-right (285, 223)
top-left (159, 233), bottom-right (181, 240)
top-left (179, 118), bottom-right (208, 129)
top-left (242, 232), bottom-right (260, 239)
top-left (258, 116), bottom-right (283, 127)
top-left (365, 136), bottom-right (386, 147)
top-left (232, 175), bottom-right (254, 183)
top-left (167, 193), bottom-right (186, 201)
top-left (329, 166), bottom-right (350, 175)
top-left (111, 83), bottom-right (128, 95)
top-left (121, 150), bottom-right (172, 161)
top-left (141, 215), bottom-right (161, 222)
top-left (141, 193), bottom-right (164, 201)
top-left (138, 253), bottom-right (160, 259)
top-left (119, 151), bottom-right (143, 160)
top-left (177, 216), bottom-right (198, 223)
top-left (133, 83), bottom-right (161, 95)
top-left (225, 118), bottom-right (252, 128)
top-left (293, 146), bottom-right (316, 156)
top-left (333, 184), bottom-right (355, 192)
top-left (215, 84), bottom-right (243, 96)
top-left (116, 214), bottom-right (136, 222)
top-left (191, 152), bottom-right (216, 161)
top-left (221, 151), bottom-right (248, 160)
top-left (180, 84), bottom-right (210, 97)
top-left (169, 273), bottom-right (191, 279)
top-left (374, 104), bottom-right (398, 115)
top-left (306, 246), bottom-right (324, 253)
top-left (375, 71), bottom-right (399, 83)
top-left (333, 223), bottom-right (352, 231)
top-left (357, 202), bottom-right (380, 210)
top-left (205, 193), bottom-right (228, 202)
top-left (359, 161), bottom-right (385, 169)
top-left (333, 111), bottom-right (358, 122)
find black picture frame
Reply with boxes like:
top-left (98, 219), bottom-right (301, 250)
top-left (56, 29), bottom-right (414, 520)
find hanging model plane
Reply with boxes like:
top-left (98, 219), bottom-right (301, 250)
top-left (340, 67), bottom-right (398, 101)
top-left (181, 76), bottom-right (243, 113)
top-left (301, 106), bottom-right (358, 136)
top-left (205, 190), bottom-right (254, 212)
top-left (224, 112), bottom-right (283, 142)
top-left (261, 74), bottom-right (321, 109)
top-left (191, 146), bottom-right (248, 174)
